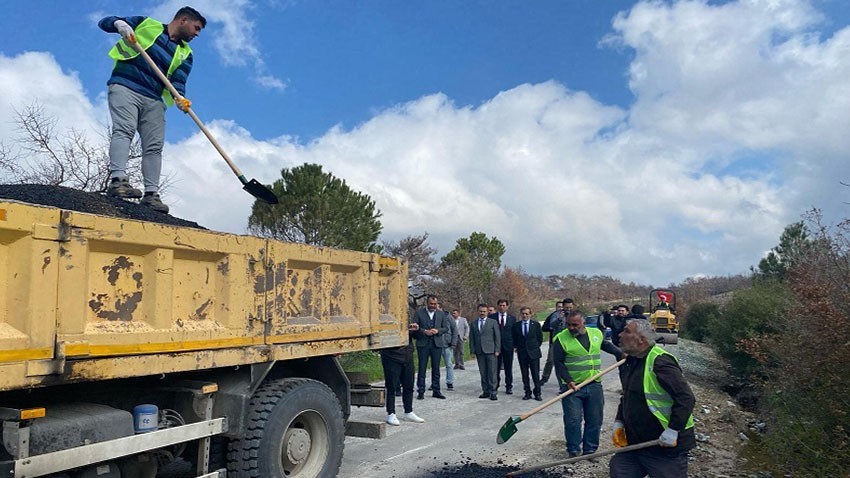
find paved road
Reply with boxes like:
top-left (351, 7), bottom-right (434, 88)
top-left (339, 342), bottom-right (623, 477)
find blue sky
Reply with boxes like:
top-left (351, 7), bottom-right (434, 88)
top-left (1, 0), bottom-right (849, 284)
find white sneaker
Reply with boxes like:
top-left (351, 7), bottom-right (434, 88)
top-left (403, 412), bottom-right (425, 423)
top-left (386, 413), bottom-right (400, 426)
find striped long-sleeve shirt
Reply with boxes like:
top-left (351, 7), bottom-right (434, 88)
top-left (99, 15), bottom-right (193, 101)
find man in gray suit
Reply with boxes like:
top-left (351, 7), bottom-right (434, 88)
top-left (452, 309), bottom-right (470, 370)
top-left (411, 294), bottom-right (451, 399)
top-left (469, 303), bottom-right (501, 400)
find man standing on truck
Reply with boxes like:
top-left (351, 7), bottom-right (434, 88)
top-left (411, 294), bottom-right (450, 399)
top-left (610, 319), bottom-right (695, 477)
top-left (99, 7), bottom-right (206, 214)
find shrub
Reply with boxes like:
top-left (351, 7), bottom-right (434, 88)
top-left (741, 213), bottom-right (850, 475)
top-left (680, 302), bottom-right (719, 342)
top-left (710, 280), bottom-right (792, 378)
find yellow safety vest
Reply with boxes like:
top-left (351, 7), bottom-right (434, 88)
top-left (555, 327), bottom-right (603, 383)
top-left (107, 17), bottom-right (192, 106)
top-left (644, 345), bottom-right (695, 430)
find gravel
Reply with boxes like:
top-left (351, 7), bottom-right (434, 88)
top-left (0, 184), bottom-right (204, 229)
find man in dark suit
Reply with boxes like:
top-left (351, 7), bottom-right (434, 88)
top-left (512, 306), bottom-right (544, 401)
top-left (469, 303), bottom-right (501, 400)
top-left (411, 294), bottom-right (451, 399)
top-left (490, 299), bottom-right (517, 394)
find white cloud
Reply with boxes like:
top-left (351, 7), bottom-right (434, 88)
top-left (151, 0), bottom-right (287, 91)
top-left (0, 52), bottom-right (107, 142)
top-left (1, 0), bottom-right (848, 285)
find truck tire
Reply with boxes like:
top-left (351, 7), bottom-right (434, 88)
top-left (227, 378), bottom-right (345, 477)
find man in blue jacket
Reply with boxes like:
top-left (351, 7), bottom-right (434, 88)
top-left (99, 7), bottom-right (206, 214)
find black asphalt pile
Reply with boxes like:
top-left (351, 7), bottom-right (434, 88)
top-left (421, 456), bottom-right (565, 478)
top-left (424, 464), bottom-right (564, 478)
top-left (0, 184), bottom-right (204, 230)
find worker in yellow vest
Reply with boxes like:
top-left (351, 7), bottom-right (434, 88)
top-left (611, 319), bottom-right (695, 477)
top-left (98, 7), bottom-right (206, 214)
top-left (554, 310), bottom-right (623, 457)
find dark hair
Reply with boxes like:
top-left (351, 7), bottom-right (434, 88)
top-left (451, 309), bottom-right (459, 313)
top-left (631, 304), bottom-right (645, 315)
top-left (175, 6), bottom-right (207, 27)
top-left (616, 304), bottom-right (629, 310)
top-left (497, 299), bottom-right (509, 306)
top-left (563, 298), bottom-right (574, 304)
top-left (477, 303), bottom-right (488, 309)
top-left (426, 294), bottom-right (439, 301)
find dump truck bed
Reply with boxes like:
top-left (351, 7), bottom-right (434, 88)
top-left (0, 199), bottom-right (408, 391)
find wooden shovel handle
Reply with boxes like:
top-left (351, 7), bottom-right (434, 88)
top-left (506, 439), bottom-right (658, 477)
top-left (520, 358), bottom-right (626, 420)
top-left (129, 42), bottom-right (246, 180)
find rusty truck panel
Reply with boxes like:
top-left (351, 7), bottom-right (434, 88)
top-left (0, 202), bottom-right (61, 383)
top-left (0, 200), bottom-right (408, 391)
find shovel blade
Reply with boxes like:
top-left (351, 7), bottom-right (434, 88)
top-left (243, 178), bottom-right (279, 204)
top-left (496, 416), bottom-right (522, 444)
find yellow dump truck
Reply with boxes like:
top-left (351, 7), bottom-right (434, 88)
top-left (0, 198), bottom-right (408, 478)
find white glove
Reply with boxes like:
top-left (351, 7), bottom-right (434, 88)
top-left (114, 20), bottom-right (136, 43)
top-left (659, 427), bottom-right (678, 447)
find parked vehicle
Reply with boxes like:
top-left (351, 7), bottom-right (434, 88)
top-left (0, 199), bottom-right (408, 477)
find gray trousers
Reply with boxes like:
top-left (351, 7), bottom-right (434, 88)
top-left (108, 84), bottom-right (166, 192)
top-left (476, 353), bottom-right (498, 394)
top-left (453, 339), bottom-right (465, 367)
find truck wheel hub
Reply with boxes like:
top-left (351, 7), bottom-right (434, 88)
top-left (284, 428), bottom-right (312, 463)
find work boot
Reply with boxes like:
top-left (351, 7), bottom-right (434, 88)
top-left (107, 177), bottom-right (142, 199)
top-left (140, 192), bottom-right (169, 214)
top-left (447, 383), bottom-right (454, 391)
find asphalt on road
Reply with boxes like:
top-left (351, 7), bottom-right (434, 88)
top-left (339, 342), bottom-right (624, 478)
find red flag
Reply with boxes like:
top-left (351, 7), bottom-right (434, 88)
top-left (657, 291), bottom-right (672, 302)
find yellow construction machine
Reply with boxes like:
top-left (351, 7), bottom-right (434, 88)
top-left (648, 289), bottom-right (679, 344)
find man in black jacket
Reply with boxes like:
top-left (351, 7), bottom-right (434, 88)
top-left (610, 319), bottom-right (696, 477)
top-left (489, 299), bottom-right (516, 394)
top-left (541, 298), bottom-right (573, 385)
top-left (608, 304), bottom-right (630, 347)
top-left (380, 322), bottom-right (426, 425)
top-left (512, 307), bottom-right (544, 400)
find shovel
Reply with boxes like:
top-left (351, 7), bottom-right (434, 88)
top-left (496, 358), bottom-right (626, 444)
top-left (130, 42), bottom-right (279, 204)
top-left (504, 439), bottom-right (659, 477)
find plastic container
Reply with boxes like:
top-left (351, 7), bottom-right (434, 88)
top-left (132, 404), bottom-right (159, 433)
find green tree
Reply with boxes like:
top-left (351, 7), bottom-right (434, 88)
top-left (248, 163), bottom-right (382, 252)
top-left (437, 232), bottom-right (506, 308)
top-left (754, 222), bottom-right (812, 281)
